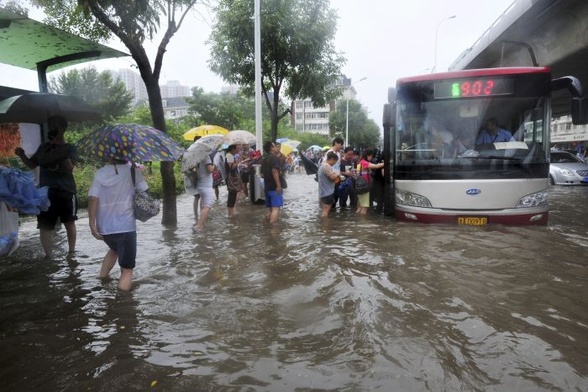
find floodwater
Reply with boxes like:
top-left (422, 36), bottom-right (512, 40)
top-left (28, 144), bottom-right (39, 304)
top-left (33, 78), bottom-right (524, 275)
top-left (1, 174), bottom-right (587, 392)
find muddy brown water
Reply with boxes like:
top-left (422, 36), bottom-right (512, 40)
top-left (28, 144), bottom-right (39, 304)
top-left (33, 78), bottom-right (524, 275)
top-left (1, 174), bottom-right (587, 391)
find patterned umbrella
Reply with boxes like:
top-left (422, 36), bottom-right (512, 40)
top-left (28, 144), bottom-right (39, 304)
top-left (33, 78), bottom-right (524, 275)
top-left (76, 123), bottom-right (185, 163)
top-left (182, 125), bottom-right (229, 141)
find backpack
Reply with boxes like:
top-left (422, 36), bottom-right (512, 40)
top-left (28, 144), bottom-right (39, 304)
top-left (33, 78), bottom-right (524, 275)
top-left (185, 165), bottom-right (200, 187)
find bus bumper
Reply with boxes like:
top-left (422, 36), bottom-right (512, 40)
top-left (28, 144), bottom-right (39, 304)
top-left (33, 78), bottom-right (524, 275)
top-left (395, 207), bottom-right (548, 225)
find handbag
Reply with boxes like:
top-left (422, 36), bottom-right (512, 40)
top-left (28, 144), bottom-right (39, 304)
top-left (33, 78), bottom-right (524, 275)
top-left (225, 158), bottom-right (243, 192)
top-left (131, 165), bottom-right (160, 222)
top-left (354, 164), bottom-right (370, 194)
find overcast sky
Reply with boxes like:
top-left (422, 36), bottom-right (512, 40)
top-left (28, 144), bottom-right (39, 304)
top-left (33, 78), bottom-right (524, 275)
top-left (2, 0), bottom-right (516, 128)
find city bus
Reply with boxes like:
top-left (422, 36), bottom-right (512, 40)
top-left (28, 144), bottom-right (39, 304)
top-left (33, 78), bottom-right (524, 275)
top-left (382, 67), bottom-right (587, 225)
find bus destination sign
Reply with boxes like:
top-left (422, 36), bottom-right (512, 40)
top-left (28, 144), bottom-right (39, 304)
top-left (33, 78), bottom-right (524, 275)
top-left (434, 77), bottom-right (514, 99)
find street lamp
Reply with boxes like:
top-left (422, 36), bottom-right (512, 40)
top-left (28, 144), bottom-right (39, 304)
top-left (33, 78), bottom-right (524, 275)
top-left (433, 15), bottom-right (456, 73)
top-left (345, 76), bottom-right (367, 147)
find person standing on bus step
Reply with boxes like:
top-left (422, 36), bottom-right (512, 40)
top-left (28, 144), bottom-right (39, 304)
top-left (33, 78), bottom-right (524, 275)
top-left (14, 115), bottom-right (78, 258)
top-left (356, 149), bottom-right (384, 215)
top-left (476, 117), bottom-right (513, 144)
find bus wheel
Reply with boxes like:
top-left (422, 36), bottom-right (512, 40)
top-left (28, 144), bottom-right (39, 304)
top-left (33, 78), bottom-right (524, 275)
top-left (549, 175), bottom-right (555, 185)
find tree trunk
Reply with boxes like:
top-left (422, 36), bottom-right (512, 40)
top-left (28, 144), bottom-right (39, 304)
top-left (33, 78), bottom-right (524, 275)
top-left (270, 86), bottom-right (281, 142)
top-left (144, 75), bottom-right (177, 226)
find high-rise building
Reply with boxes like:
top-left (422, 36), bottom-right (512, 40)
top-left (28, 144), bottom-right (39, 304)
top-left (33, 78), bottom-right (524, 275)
top-left (291, 75), bottom-right (359, 136)
top-left (111, 68), bottom-right (148, 105)
top-left (161, 80), bottom-right (191, 98)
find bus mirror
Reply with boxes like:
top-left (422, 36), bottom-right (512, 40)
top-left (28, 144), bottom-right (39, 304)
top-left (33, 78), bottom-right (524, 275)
top-left (383, 103), bottom-right (396, 127)
top-left (388, 87), bottom-right (397, 104)
top-left (571, 97), bottom-right (588, 125)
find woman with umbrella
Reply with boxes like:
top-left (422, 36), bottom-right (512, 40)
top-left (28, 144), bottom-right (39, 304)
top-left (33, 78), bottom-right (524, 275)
top-left (182, 137), bottom-right (217, 232)
top-left (78, 123), bottom-right (184, 291)
top-left (88, 159), bottom-right (148, 291)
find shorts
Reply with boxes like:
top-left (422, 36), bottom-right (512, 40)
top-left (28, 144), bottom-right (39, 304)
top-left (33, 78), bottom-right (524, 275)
top-left (264, 190), bottom-right (284, 208)
top-left (320, 193), bottom-right (335, 206)
top-left (196, 187), bottom-right (214, 208)
top-left (103, 232), bottom-right (137, 269)
top-left (37, 188), bottom-right (78, 230)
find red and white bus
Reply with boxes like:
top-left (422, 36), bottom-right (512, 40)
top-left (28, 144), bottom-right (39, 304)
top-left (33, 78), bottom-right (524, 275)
top-left (382, 67), bottom-right (587, 225)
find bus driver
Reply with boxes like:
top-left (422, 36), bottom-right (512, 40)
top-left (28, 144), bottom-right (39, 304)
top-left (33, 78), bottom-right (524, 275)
top-left (476, 117), bottom-right (513, 144)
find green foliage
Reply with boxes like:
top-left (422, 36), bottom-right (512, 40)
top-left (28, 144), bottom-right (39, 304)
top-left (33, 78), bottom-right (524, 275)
top-left (208, 0), bottom-right (345, 140)
top-left (30, 0), bottom-right (112, 41)
top-left (0, 0), bottom-right (29, 15)
top-left (49, 66), bottom-right (134, 121)
top-left (329, 99), bottom-right (381, 149)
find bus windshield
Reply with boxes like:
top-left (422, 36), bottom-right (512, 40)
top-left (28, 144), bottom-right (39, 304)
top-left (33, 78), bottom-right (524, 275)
top-left (395, 92), bottom-right (550, 181)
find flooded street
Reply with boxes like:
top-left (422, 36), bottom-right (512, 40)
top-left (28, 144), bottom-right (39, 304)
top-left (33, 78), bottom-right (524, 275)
top-left (1, 174), bottom-right (587, 391)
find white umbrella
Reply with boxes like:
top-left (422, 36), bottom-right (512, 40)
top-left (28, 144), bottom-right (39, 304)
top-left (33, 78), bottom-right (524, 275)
top-left (181, 142), bottom-right (215, 172)
top-left (222, 130), bottom-right (256, 146)
top-left (194, 134), bottom-right (224, 151)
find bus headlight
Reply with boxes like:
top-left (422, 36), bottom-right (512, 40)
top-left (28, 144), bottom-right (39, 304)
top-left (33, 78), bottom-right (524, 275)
top-left (395, 189), bottom-right (432, 207)
top-left (516, 190), bottom-right (548, 208)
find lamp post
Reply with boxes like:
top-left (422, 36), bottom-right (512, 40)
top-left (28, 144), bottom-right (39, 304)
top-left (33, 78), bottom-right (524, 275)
top-left (433, 15), bottom-right (456, 73)
top-left (345, 77), bottom-right (367, 147)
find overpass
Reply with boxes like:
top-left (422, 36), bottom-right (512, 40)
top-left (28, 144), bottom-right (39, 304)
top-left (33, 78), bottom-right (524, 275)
top-left (449, 0), bottom-right (588, 118)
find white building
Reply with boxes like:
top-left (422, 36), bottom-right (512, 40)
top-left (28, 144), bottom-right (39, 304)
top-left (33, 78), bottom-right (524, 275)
top-left (111, 68), bottom-right (148, 105)
top-left (291, 75), bottom-right (361, 136)
top-left (160, 80), bottom-right (190, 99)
top-left (551, 115), bottom-right (588, 145)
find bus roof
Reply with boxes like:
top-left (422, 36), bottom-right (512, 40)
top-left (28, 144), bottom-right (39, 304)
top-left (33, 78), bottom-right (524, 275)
top-left (397, 67), bottom-right (551, 85)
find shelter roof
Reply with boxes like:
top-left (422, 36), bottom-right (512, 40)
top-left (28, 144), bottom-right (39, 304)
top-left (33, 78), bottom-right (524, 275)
top-left (0, 7), bottom-right (128, 72)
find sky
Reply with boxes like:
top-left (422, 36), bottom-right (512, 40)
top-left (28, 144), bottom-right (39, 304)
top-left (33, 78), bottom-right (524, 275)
top-left (1, 0), bottom-right (516, 128)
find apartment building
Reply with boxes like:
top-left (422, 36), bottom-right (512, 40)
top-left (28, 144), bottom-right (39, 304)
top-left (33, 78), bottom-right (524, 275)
top-left (291, 75), bottom-right (359, 136)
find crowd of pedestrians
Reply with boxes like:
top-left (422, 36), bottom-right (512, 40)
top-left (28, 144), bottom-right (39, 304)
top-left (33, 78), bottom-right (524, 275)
top-left (11, 129), bottom-right (386, 291)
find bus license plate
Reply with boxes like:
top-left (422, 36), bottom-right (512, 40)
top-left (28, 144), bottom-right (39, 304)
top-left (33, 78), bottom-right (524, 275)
top-left (457, 216), bottom-right (488, 226)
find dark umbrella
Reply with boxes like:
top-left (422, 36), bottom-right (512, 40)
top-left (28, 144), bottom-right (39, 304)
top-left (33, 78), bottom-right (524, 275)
top-left (0, 92), bottom-right (100, 123)
top-left (75, 123), bottom-right (185, 163)
top-left (299, 152), bottom-right (319, 175)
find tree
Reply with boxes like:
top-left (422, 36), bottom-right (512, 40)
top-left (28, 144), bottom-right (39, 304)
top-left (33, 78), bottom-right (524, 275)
top-left (329, 99), bottom-right (381, 149)
top-left (186, 87), bottom-right (293, 140)
top-left (208, 0), bottom-right (345, 142)
top-left (50, 67), bottom-right (133, 120)
top-left (187, 87), bottom-right (254, 130)
top-left (32, 0), bottom-right (208, 225)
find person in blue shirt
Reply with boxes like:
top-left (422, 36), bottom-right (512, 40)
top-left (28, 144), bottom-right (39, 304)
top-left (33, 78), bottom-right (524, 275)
top-left (476, 117), bottom-right (513, 144)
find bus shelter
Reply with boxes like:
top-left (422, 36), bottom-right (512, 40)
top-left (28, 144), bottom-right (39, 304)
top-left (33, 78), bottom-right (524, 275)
top-left (0, 7), bottom-right (128, 257)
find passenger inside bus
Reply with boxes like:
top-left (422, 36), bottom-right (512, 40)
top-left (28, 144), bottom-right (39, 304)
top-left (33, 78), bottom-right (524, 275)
top-left (476, 117), bottom-right (513, 144)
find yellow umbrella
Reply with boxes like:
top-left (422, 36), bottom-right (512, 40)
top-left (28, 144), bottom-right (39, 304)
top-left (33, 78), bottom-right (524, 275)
top-left (183, 125), bottom-right (229, 141)
top-left (280, 143), bottom-right (295, 156)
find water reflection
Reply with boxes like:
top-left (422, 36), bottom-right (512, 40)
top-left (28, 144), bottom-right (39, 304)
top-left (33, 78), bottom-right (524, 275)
top-left (1, 175), bottom-right (587, 391)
